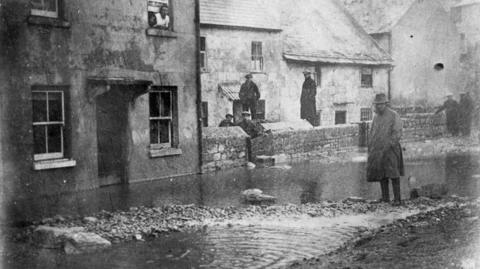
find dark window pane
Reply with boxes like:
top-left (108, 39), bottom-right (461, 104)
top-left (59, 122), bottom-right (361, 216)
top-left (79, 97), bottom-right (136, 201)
top-left (32, 92), bottom-right (47, 122)
top-left (45, 0), bottom-right (57, 11)
top-left (48, 92), bottom-right (63, 122)
top-left (150, 120), bottom-right (159, 144)
top-left (149, 92), bottom-right (160, 117)
top-left (200, 37), bottom-right (206, 51)
top-left (33, 125), bottom-right (47, 154)
top-left (160, 92), bottom-right (171, 117)
top-left (31, 0), bottom-right (44, 9)
top-left (159, 120), bottom-right (170, 143)
top-left (200, 53), bottom-right (205, 69)
top-left (47, 124), bottom-right (62, 153)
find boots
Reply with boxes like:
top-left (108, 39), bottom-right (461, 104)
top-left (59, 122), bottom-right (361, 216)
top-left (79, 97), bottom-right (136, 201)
top-left (391, 178), bottom-right (402, 206)
top-left (380, 179), bottom-right (390, 202)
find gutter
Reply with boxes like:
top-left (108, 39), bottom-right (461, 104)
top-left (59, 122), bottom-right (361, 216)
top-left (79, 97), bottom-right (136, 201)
top-left (194, 0), bottom-right (203, 171)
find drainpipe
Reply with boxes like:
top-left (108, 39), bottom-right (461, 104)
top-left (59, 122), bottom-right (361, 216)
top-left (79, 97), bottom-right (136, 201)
top-left (194, 0), bottom-right (203, 171)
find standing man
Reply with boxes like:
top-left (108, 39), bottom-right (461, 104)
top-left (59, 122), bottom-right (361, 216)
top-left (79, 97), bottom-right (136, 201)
top-left (300, 70), bottom-right (317, 125)
top-left (435, 93), bottom-right (460, 136)
top-left (459, 92), bottom-right (474, 136)
top-left (239, 73), bottom-right (260, 120)
top-left (367, 93), bottom-right (404, 206)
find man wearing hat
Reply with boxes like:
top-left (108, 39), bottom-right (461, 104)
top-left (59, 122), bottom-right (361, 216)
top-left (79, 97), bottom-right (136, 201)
top-left (239, 73), bottom-right (261, 120)
top-left (435, 93), bottom-right (459, 136)
top-left (367, 93), bottom-right (404, 205)
top-left (300, 70), bottom-right (317, 125)
top-left (219, 113), bottom-right (235, 127)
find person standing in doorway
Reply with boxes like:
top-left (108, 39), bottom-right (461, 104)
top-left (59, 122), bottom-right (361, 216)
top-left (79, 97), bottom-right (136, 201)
top-left (239, 73), bottom-right (260, 120)
top-left (435, 93), bottom-right (460, 136)
top-left (367, 93), bottom-right (405, 206)
top-left (300, 70), bottom-right (317, 125)
top-left (459, 92), bottom-right (474, 136)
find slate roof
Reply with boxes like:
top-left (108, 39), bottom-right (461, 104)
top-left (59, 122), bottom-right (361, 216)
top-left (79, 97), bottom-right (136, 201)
top-left (200, 0), bottom-right (281, 30)
top-left (342, 0), bottom-right (417, 34)
top-left (453, 0), bottom-right (480, 7)
top-left (282, 0), bottom-right (393, 65)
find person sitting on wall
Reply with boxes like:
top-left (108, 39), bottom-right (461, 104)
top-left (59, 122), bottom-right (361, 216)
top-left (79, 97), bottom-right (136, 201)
top-left (148, 4), bottom-right (170, 29)
top-left (236, 111), bottom-right (264, 138)
top-left (219, 113), bottom-right (235, 127)
top-left (435, 93), bottom-right (460, 136)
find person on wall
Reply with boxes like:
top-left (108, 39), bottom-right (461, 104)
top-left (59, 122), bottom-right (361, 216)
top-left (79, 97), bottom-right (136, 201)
top-left (300, 70), bottom-right (317, 125)
top-left (435, 93), bottom-right (460, 136)
top-left (219, 113), bottom-right (235, 127)
top-left (367, 93), bottom-right (405, 206)
top-left (239, 73), bottom-right (261, 120)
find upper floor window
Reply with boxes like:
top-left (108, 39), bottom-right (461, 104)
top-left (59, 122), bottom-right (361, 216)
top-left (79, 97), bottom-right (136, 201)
top-left (148, 0), bottom-right (172, 31)
top-left (31, 0), bottom-right (58, 18)
top-left (361, 67), bottom-right (373, 88)
top-left (251, 41), bottom-right (264, 72)
top-left (360, 107), bottom-right (373, 121)
top-left (200, 36), bottom-right (207, 72)
top-left (32, 88), bottom-right (65, 161)
top-left (149, 87), bottom-right (178, 149)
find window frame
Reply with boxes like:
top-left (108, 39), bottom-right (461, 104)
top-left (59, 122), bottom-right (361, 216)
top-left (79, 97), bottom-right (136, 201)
top-left (147, 0), bottom-right (173, 31)
top-left (31, 0), bottom-right (59, 18)
top-left (335, 110), bottom-right (347, 125)
top-left (360, 67), bottom-right (373, 88)
top-left (32, 89), bottom-right (65, 161)
top-left (314, 65), bottom-right (322, 87)
top-left (360, 107), bottom-right (373, 121)
top-left (200, 36), bottom-right (207, 72)
top-left (149, 86), bottom-right (178, 150)
top-left (251, 41), bottom-right (264, 72)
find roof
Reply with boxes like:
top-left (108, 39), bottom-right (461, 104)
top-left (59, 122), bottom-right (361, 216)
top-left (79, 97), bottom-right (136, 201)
top-left (453, 0), bottom-right (480, 7)
top-left (282, 0), bottom-right (393, 66)
top-left (200, 0), bottom-right (281, 30)
top-left (342, 0), bottom-right (417, 34)
top-left (218, 82), bottom-right (241, 101)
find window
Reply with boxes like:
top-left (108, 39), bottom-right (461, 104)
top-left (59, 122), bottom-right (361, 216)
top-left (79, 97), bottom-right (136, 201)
top-left (32, 88), bottom-right (65, 161)
top-left (149, 87), bottom-right (178, 149)
top-left (251, 41), bottom-right (263, 72)
top-left (201, 101), bottom-right (208, 127)
top-left (361, 68), bottom-right (373, 88)
top-left (200, 36), bottom-right (207, 72)
top-left (460, 33), bottom-right (467, 55)
top-left (31, 0), bottom-right (58, 18)
top-left (314, 65), bottom-right (322, 87)
top-left (148, 0), bottom-right (172, 30)
top-left (360, 107), bottom-right (373, 121)
top-left (335, 111), bottom-right (347, 125)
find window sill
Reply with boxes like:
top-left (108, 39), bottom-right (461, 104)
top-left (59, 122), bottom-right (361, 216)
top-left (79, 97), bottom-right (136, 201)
top-left (33, 158), bottom-right (77, 171)
top-left (149, 148), bottom-right (182, 158)
top-left (250, 71), bottom-right (267, 74)
top-left (27, 15), bottom-right (71, 29)
top-left (146, 28), bottom-right (177, 38)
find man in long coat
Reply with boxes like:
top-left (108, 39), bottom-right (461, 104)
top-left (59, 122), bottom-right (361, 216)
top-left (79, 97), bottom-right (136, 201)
top-left (300, 71), bottom-right (317, 125)
top-left (435, 94), bottom-right (459, 136)
top-left (239, 73), bottom-right (261, 120)
top-left (367, 93), bottom-right (404, 205)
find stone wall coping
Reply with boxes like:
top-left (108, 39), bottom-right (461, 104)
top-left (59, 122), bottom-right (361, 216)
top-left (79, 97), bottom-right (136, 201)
top-left (202, 126), bottom-right (249, 139)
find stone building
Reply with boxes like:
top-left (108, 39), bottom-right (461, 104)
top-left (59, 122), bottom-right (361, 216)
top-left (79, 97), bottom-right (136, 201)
top-left (343, 0), bottom-right (462, 108)
top-left (0, 0), bottom-right (200, 204)
top-left (200, 0), bottom-right (392, 127)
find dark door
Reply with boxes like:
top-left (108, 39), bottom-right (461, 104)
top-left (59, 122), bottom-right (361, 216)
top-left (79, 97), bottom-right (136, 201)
top-left (96, 88), bottom-right (130, 186)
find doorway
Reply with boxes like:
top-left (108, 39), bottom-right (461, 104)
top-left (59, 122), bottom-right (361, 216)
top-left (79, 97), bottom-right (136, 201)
top-left (96, 87), bottom-right (130, 186)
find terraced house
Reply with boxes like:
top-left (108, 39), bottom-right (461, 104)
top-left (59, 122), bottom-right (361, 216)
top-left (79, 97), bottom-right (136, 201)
top-left (0, 0), bottom-right (201, 216)
top-left (200, 0), bottom-right (392, 127)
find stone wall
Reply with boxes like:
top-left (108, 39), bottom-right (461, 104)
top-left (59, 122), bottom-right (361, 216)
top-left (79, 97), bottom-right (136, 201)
top-left (252, 124), bottom-right (360, 161)
top-left (401, 113), bottom-right (447, 142)
top-left (202, 127), bottom-right (249, 172)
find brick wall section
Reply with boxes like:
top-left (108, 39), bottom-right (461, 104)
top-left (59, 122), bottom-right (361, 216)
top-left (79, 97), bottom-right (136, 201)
top-left (401, 113), bottom-right (447, 142)
top-left (252, 124), bottom-right (360, 160)
top-left (202, 127), bottom-right (249, 172)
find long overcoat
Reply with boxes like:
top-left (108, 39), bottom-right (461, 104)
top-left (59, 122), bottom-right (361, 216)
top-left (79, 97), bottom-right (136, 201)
top-left (367, 107), bottom-right (405, 182)
top-left (300, 77), bottom-right (317, 124)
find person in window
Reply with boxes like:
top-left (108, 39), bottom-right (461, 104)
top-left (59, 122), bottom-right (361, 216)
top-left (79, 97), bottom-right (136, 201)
top-left (435, 93), bottom-right (460, 136)
top-left (219, 113), bottom-right (235, 127)
top-left (149, 4), bottom-right (170, 30)
top-left (300, 70), bottom-right (317, 125)
top-left (239, 74), bottom-right (261, 120)
top-left (367, 93), bottom-right (404, 206)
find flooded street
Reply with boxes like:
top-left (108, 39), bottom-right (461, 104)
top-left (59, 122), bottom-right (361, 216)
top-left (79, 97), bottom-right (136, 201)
top-left (3, 152), bottom-right (480, 269)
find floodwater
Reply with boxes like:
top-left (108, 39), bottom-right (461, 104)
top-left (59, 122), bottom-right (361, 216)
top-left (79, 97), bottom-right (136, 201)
top-left (3, 152), bottom-right (480, 269)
